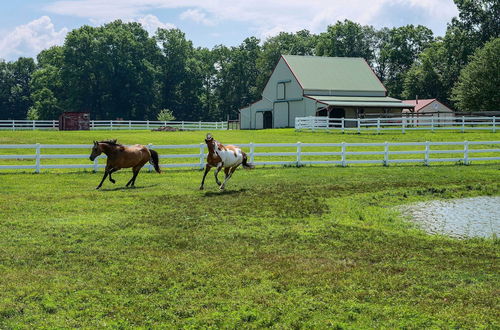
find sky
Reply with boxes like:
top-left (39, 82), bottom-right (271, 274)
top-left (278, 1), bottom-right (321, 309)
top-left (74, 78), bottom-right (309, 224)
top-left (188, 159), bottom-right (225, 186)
top-left (0, 0), bottom-right (459, 61)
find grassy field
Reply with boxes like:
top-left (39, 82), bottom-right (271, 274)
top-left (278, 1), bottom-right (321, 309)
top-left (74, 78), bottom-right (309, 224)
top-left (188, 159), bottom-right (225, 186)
top-left (0, 129), bottom-right (499, 328)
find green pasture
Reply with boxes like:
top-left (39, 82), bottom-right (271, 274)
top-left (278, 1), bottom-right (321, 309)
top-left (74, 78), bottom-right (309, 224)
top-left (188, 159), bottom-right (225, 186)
top-left (0, 129), bottom-right (499, 327)
top-left (0, 161), bottom-right (499, 327)
top-left (0, 129), bottom-right (499, 169)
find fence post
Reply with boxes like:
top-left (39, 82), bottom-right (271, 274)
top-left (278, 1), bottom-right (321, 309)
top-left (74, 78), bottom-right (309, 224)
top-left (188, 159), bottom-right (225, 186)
top-left (357, 118), bottom-right (361, 134)
top-left (424, 141), bottom-right (430, 166)
top-left (32, 120), bottom-right (36, 130)
top-left (377, 118), bottom-right (380, 134)
top-left (52, 120), bottom-right (56, 129)
top-left (341, 118), bottom-right (345, 134)
top-left (129, 120), bottom-right (132, 129)
top-left (146, 120), bottom-right (150, 130)
top-left (463, 140), bottom-right (469, 165)
top-left (199, 143), bottom-right (205, 169)
top-left (181, 121), bottom-right (185, 130)
top-left (199, 121), bottom-right (202, 130)
top-left (384, 142), bottom-right (389, 166)
top-left (91, 121), bottom-right (94, 130)
top-left (296, 142), bottom-right (302, 167)
top-left (12, 120), bottom-right (15, 131)
top-left (461, 116), bottom-right (465, 133)
top-left (341, 142), bottom-right (346, 167)
top-left (35, 143), bottom-right (41, 173)
top-left (249, 142), bottom-right (255, 163)
top-left (110, 121), bottom-right (113, 130)
top-left (431, 118), bottom-right (434, 133)
top-left (93, 155), bottom-right (99, 172)
top-left (493, 116), bottom-right (496, 133)
top-left (402, 117), bottom-right (406, 134)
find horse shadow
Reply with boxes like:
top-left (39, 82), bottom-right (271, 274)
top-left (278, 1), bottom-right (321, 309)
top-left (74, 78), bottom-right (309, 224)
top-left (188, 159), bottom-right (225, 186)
top-left (203, 188), bottom-right (247, 197)
top-left (98, 183), bottom-right (160, 191)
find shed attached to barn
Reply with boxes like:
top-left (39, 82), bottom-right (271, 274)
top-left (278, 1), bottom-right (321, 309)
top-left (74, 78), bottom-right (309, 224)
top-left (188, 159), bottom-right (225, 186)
top-left (240, 55), bottom-right (414, 129)
top-left (402, 99), bottom-right (455, 125)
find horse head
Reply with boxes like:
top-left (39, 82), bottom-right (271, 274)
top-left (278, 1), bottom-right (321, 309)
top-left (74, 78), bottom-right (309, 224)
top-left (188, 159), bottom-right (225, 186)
top-left (89, 141), bottom-right (102, 161)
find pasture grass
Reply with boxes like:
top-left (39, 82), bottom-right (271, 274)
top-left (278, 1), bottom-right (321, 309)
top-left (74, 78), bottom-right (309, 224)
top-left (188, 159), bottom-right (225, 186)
top-left (0, 163), bottom-right (499, 328)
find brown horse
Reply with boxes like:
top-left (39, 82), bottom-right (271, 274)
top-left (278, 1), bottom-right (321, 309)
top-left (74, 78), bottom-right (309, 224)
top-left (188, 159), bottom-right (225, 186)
top-left (200, 134), bottom-right (254, 190)
top-left (89, 140), bottom-right (161, 189)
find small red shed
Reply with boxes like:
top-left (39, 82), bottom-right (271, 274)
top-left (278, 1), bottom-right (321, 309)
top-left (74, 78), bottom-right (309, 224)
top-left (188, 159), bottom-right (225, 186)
top-left (58, 112), bottom-right (90, 130)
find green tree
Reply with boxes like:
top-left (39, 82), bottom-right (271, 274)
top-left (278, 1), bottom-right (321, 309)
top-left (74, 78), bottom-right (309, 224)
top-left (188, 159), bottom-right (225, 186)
top-left (0, 57), bottom-right (36, 119)
top-left (214, 37), bottom-right (261, 120)
top-left (62, 21), bottom-right (161, 119)
top-left (316, 20), bottom-right (376, 62)
top-left (156, 28), bottom-right (205, 120)
top-left (402, 42), bottom-right (447, 102)
top-left (157, 108), bottom-right (175, 121)
top-left (452, 38), bottom-right (500, 112)
top-left (376, 25), bottom-right (434, 98)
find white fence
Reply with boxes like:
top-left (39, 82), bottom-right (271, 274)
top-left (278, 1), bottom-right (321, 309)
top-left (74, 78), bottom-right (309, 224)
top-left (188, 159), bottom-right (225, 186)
top-left (1, 141), bottom-right (499, 173)
top-left (295, 116), bottom-right (497, 133)
top-left (0, 120), bottom-right (228, 131)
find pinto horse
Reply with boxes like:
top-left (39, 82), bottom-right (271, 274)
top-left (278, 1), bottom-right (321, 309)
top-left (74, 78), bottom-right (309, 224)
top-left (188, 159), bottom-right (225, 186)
top-left (89, 140), bottom-right (161, 189)
top-left (200, 134), bottom-right (254, 190)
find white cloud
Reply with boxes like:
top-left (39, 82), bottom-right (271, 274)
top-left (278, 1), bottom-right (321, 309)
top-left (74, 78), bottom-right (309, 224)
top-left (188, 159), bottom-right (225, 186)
top-left (180, 9), bottom-right (216, 26)
top-left (0, 16), bottom-right (68, 61)
top-left (43, 0), bottom-right (459, 39)
top-left (136, 14), bottom-right (176, 35)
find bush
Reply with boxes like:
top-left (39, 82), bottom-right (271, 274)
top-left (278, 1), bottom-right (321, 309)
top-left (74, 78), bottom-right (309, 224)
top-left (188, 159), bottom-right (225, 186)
top-left (157, 109), bottom-right (176, 121)
top-left (26, 107), bottom-right (39, 120)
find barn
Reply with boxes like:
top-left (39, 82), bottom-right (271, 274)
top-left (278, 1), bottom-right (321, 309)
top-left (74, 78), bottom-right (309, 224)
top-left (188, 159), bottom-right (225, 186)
top-left (402, 99), bottom-right (455, 125)
top-left (239, 55), bottom-right (414, 129)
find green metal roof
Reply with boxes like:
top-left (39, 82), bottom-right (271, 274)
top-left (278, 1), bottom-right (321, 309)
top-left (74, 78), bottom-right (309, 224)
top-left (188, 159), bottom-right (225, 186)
top-left (307, 95), bottom-right (415, 108)
top-left (283, 55), bottom-right (386, 92)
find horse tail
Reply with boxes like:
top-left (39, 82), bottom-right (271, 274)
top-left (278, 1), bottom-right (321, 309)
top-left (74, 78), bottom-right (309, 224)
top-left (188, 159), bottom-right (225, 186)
top-left (242, 152), bottom-right (255, 169)
top-left (149, 149), bottom-right (161, 173)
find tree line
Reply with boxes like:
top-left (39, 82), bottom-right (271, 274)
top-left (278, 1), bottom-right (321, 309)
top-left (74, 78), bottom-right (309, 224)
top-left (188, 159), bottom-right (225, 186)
top-left (0, 0), bottom-right (498, 121)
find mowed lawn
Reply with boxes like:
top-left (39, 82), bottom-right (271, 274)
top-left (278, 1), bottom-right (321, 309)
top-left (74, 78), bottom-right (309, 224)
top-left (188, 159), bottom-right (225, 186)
top-left (0, 129), bottom-right (499, 328)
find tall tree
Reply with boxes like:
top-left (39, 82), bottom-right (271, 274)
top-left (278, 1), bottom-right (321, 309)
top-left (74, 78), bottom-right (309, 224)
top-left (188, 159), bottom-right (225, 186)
top-left (452, 38), bottom-right (500, 112)
top-left (156, 28), bottom-right (205, 120)
top-left (214, 37), bottom-right (261, 120)
top-left (0, 57), bottom-right (36, 119)
top-left (402, 42), bottom-right (447, 102)
top-left (316, 20), bottom-right (376, 62)
top-left (62, 21), bottom-right (161, 119)
top-left (376, 25), bottom-right (434, 98)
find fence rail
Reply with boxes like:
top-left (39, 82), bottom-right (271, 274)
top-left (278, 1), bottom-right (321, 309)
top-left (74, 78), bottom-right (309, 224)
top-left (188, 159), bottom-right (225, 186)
top-left (295, 116), bottom-right (497, 133)
top-left (1, 141), bottom-right (499, 173)
top-left (0, 120), bottom-right (228, 131)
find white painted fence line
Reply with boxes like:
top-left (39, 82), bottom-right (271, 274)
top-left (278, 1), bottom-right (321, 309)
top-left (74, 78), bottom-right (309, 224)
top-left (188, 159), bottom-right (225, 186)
top-left (0, 120), bottom-right (228, 131)
top-left (295, 116), bottom-right (498, 133)
top-left (1, 141), bottom-right (499, 173)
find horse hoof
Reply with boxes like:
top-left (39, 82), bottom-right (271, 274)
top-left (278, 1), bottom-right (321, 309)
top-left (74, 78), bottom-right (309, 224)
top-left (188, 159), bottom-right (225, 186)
top-left (110, 180), bottom-right (116, 184)
top-left (95, 186), bottom-right (101, 190)
top-left (199, 186), bottom-right (204, 190)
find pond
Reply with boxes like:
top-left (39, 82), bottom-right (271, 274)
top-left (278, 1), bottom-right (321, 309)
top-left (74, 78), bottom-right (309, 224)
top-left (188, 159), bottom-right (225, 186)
top-left (400, 196), bottom-right (500, 239)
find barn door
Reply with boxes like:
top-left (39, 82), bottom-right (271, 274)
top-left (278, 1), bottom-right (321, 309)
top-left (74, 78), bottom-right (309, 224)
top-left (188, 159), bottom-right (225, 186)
top-left (263, 111), bottom-right (273, 129)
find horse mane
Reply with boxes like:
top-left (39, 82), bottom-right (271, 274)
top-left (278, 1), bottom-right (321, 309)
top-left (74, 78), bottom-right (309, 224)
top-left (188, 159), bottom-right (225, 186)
top-left (99, 139), bottom-right (124, 147)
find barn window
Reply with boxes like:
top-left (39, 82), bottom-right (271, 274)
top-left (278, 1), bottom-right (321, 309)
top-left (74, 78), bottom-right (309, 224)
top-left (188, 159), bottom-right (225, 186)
top-left (277, 82), bottom-right (285, 100)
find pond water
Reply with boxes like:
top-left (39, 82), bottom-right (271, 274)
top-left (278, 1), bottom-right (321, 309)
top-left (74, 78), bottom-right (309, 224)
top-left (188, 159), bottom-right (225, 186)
top-left (400, 196), bottom-right (500, 239)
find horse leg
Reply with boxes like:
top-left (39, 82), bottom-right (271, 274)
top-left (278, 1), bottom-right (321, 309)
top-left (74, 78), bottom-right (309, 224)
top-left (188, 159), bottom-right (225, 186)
top-left (126, 169), bottom-right (138, 187)
top-left (199, 164), bottom-right (211, 190)
top-left (214, 162), bottom-right (223, 186)
top-left (96, 170), bottom-right (109, 189)
top-left (219, 166), bottom-right (237, 190)
top-left (108, 168), bottom-right (118, 184)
